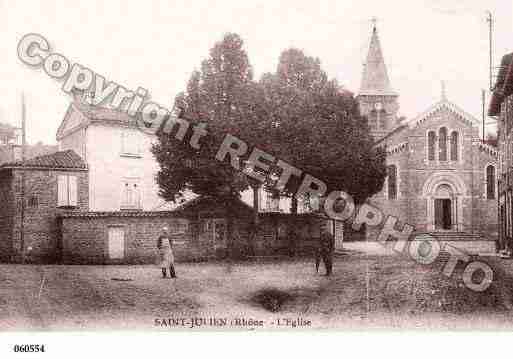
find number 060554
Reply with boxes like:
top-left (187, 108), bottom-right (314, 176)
top-left (13, 344), bottom-right (46, 353)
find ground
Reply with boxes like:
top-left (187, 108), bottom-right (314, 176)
top-left (2, 245), bottom-right (513, 330)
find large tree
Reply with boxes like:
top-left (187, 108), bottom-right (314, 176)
top-left (152, 33), bottom-right (260, 257)
top-left (257, 48), bottom-right (386, 209)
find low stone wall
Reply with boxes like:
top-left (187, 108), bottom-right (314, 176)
top-left (60, 213), bottom-right (195, 264)
top-left (60, 211), bottom-right (326, 264)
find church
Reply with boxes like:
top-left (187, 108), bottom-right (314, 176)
top-left (359, 26), bottom-right (498, 243)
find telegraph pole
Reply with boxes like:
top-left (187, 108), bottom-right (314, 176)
top-left (20, 93), bottom-right (26, 264)
top-left (482, 89), bottom-right (486, 142)
top-left (486, 11), bottom-right (494, 91)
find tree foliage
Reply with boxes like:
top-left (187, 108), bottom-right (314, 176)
top-left (153, 33), bottom-right (259, 204)
top-left (256, 48), bottom-right (386, 206)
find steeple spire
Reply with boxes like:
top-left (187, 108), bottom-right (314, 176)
top-left (359, 24), bottom-right (396, 96)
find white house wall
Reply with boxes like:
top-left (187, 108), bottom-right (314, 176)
top-left (85, 124), bottom-right (163, 211)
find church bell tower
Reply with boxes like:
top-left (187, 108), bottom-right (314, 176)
top-left (358, 24), bottom-right (399, 140)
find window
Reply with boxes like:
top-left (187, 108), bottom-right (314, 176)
top-left (387, 164), bottom-right (397, 199)
top-left (121, 179), bottom-right (141, 209)
top-left (57, 175), bottom-right (78, 207)
top-left (108, 226), bottom-right (125, 259)
top-left (28, 195), bottom-right (38, 207)
top-left (121, 130), bottom-right (141, 156)
top-left (486, 165), bottom-right (496, 200)
top-left (428, 131), bottom-right (436, 161)
top-left (378, 110), bottom-right (386, 130)
top-left (439, 127), bottom-right (447, 161)
top-left (369, 109), bottom-right (377, 129)
top-left (450, 131), bottom-right (459, 161)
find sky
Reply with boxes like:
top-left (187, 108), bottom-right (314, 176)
top-left (0, 0), bottom-right (512, 144)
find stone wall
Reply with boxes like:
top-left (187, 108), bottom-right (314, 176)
top-left (0, 170), bottom-right (14, 262)
top-left (60, 212), bottom-right (326, 264)
top-left (10, 168), bottom-right (89, 263)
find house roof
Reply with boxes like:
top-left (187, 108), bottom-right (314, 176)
top-left (489, 52), bottom-right (513, 116)
top-left (0, 144), bottom-right (59, 165)
top-left (56, 100), bottom-right (141, 140)
top-left (59, 211), bottom-right (179, 218)
top-left (0, 150), bottom-right (87, 170)
top-left (72, 101), bottom-right (135, 125)
top-left (359, 26), bottom-right (397, 97)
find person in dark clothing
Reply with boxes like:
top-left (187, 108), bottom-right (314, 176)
top-left (157, 227), bottom-right (177, 279)
top-left (315, 225), bottom-right (335, 276)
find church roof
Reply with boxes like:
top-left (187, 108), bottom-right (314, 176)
top-left (407, 99), bottom-right (479, 129)
top-left (359, 27), bottom-right (397, 97)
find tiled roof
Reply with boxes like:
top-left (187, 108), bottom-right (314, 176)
top-left (0, 144), bottom-right (58, 165)
top-left (60, 211), bottom-right (178, 218)
top-left (1, 150), bottom-right (87, 170)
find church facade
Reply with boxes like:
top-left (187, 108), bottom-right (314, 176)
top-left (359, 27), bottom-right (498, 242)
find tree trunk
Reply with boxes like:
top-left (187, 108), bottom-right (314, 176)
top-left (248, 184), bottom-right (260, 257)
top-left (252, 185), bottom-right (260, 225)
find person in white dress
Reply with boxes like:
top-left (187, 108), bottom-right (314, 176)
top-left (157, 226), bottom-right (176, 278)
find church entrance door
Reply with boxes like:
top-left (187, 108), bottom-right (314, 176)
top-left (434, 198), bottom-right (452, 230)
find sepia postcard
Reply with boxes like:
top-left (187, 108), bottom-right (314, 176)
top-left (1, 0), bottom-right (513, 357)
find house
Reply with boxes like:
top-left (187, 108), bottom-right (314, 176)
top-left (359, 25), bottom-right (497, 248)
top-left (57, 101), bottom-right (167, 211)
top-left (0, 150), bottom-right (88, 263)
top-left (489, 52), bottom-right (513, 253)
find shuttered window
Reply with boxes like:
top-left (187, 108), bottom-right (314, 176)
top-left (120, 179), bottom-right (141, 210)
top-left (57, 175), bottom-right (78, 207)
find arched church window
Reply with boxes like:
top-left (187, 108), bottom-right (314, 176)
top-left (486, 165), bottom-right (496, 200)
top-left (428, 131), bottom-right (436, 161)
top-left (369, 109), bottom-right (377, 129)
top-left (387, 164), bottom-right (397, 199)
top-left (439, 127), bottom-right (448, 161)
top-left (378, 109), bottom-right (387, 130)
top-left (450, 131), bottom-right (459, 161)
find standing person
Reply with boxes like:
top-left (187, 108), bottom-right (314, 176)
top-left (315, 221), bottom-right (335, 276)
top-left (157, 226), bottom-right (177, 278)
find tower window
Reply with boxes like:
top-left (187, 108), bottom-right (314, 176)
top-left (486, 165), bottom-right (496, 200)
top-left (428, 131), bottom-right (436, 161)
top-left (450, 131), bottom-right (459, 161)
top-left (439, 127), bottom-right (448, 161)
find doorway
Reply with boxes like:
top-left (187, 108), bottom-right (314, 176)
top-left (434, 198), bottom-right (452, 230)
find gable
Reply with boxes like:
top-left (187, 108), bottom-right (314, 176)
top-left (407, 100), bottom-right (479, 130)
top-left (56, 103), bottom-right (90, 141)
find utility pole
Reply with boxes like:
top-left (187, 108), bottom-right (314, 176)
top-left (482, 89), bottom-right (486, 142)
top-left (19, 92), bottom-right (26, 264)
top-left (486, 11), bottom-right (494, 91)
